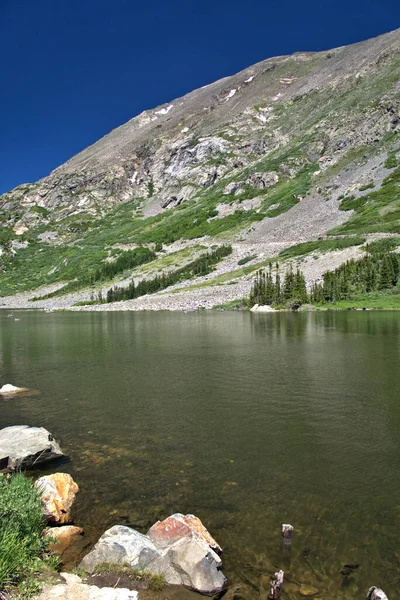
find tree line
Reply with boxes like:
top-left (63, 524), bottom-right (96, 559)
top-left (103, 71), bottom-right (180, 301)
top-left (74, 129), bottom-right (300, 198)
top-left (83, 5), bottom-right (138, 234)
top-left (97, 245), bottom-right (232, 304)
top-left (249, 263), bottom-right (308, 308)
top-left (91, 246), bottom-right (156, 283)
top-left (310, 247), bottom-right (400, 303)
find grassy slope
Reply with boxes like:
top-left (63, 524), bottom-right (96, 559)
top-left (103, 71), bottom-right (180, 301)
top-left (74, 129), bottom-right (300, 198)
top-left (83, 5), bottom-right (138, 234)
top-left (0, 51), bottom-right (399, 298)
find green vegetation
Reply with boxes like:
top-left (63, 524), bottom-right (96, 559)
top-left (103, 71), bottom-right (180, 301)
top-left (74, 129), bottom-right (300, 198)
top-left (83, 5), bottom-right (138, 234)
top-left (237, 254), bottom-right (257, 265)
top-left (365, 237), bottom-right (400, 254)
top-left (279, 236), bottom-right (365, 259)
top-left (92, 247), bottom-right (156, 282)
top-left (213, 298), bottom-right (249, 310)
top-left (30, 206), bottom-right (50, 217)
top-left (0, 474), bottom-right (56, 597)
top-left (385, 152), bottom-right (398, 169)
top-left (312, 288), bottom-right (400, 310)
top-left (359, 182), bottom-right (374, 192)
top-left (249, 263), bottom-right (308, 309)
top-left (332, 166), bottom-right (400, 235)
top-left (310, 247), bottom-right (400, 303)
top-left (93, 563), bottom-right (165, 591)
top-left (92, 245), bottom-right (232, 304)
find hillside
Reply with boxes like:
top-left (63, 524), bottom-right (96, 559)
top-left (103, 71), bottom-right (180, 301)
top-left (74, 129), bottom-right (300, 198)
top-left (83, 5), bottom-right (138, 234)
top-left (1, 28), bottom-right (399, 310)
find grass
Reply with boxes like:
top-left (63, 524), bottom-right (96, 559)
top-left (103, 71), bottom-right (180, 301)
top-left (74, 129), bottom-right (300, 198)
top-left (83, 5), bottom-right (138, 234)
top-left (237, 254), bottom-right (257, 265)
top-left (0, 473), bottom-right (57, 598)
top-left (331, 166), bottom-right (400, 236)
top-left (312, 287), bottom-right (400, 310)
top-left (93, 563), bottom-right (165, 591)
top-left (279, 236), bottom-right (366, 258)
top-left (212, 298), bottom-right (250, 310)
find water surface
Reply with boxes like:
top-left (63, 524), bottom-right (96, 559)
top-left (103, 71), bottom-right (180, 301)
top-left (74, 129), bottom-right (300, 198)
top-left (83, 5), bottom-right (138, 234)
top-left (1, 310), bottom-right (399, 598)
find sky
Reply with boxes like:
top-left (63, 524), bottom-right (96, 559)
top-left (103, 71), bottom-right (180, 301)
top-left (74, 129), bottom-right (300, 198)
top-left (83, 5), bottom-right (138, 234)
top-left (0, 0), bottom-right (399, 195)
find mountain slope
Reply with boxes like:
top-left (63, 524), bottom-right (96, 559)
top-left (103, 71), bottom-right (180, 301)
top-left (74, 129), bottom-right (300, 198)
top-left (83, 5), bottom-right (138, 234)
top-left (0, 28), bottom-right (399, 308)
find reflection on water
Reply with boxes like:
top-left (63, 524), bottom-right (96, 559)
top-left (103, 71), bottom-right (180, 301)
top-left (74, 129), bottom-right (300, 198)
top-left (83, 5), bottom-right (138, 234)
top-left (1, 310), bottom-right (400, 598)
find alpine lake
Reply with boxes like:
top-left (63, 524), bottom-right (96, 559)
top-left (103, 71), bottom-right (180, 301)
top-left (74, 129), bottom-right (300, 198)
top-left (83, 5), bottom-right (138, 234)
top-left (1, 309), bottom-right (400, 599)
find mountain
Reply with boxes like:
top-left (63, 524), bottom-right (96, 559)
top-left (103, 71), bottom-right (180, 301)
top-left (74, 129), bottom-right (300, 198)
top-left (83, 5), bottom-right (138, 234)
top-left (1, 28), bottom-right (399, 309)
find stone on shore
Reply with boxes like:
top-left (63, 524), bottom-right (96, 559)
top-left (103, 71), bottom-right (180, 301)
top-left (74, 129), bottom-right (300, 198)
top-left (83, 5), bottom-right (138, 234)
top-left (79, 516), bottom-right (227, 596)
top-left (0, 425), bottom-right (65, 472)
top-left (45, 526), bottom-right (86, 562)
top-left (250, 304), bottom-right (276, 313)
top-left (36, 572), bottom-right (139, 600)
top-left (35, 473), bottom-right (79, 524)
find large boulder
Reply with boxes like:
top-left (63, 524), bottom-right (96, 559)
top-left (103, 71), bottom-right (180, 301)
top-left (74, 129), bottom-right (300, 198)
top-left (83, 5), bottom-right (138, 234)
top-left (35, 473), bottom-right (79, 523)
top-left (80, 515), bottom-right (227, 596)
top-left (0, 425), bottom-right (65, 472)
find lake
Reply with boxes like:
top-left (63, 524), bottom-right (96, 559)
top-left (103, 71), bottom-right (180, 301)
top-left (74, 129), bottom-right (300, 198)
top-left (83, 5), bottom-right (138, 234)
top-left (1, 310), bottom-right (399, 599)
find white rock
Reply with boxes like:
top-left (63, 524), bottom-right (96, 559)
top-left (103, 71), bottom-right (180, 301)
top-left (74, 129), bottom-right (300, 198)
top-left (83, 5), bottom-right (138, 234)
top-left (0, 384), bottom-right (23, 393)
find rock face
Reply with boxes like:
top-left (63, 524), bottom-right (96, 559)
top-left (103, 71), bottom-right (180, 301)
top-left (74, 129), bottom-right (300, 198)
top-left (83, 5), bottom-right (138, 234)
top-left (35, 473), bottom-right (79, 523)
top-left (0, 425), bottom-right (65, 472)
top-left (45, 525), bottom-right (86, 563)
top-left (80, 514), bottom-right (227, 596)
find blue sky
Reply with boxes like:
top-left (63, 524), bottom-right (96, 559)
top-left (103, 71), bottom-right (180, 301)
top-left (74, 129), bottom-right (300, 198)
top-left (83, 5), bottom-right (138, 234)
top-left (0, 0), bottom-right (399, 194)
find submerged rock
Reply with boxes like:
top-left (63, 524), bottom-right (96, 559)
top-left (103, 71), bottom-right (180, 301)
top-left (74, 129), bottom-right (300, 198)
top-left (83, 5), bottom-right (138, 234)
top-left (45, 525), bottom-right (86, 562)
top-left (300, 584), bottom-right (320, 596)
top-left (80, 515), bottom-right (226, 596)
top-left (0, 425), bottom-right (65, 472)
top-left (35, 473), bottom-right (79, 523)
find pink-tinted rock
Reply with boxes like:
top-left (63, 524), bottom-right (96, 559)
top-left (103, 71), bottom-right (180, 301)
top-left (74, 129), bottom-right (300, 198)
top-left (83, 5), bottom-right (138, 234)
top-left (35, 473), bottom-right (79, 524)
top-left (148, 513), bottom-right (222, 553)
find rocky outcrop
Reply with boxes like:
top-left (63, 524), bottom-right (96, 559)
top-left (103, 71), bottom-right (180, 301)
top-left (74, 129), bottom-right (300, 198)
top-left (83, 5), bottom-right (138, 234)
top-left (35, 473), bottom-right (79, 523)
top-left (0, 425), bottom-right (65, 472)
top-left (80, 514), bottom-right (226, 596)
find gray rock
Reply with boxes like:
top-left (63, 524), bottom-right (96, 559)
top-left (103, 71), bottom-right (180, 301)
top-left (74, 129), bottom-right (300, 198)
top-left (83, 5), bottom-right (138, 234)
top-left (167, 536), bottom-right (226, 595)
top-left (80, 525), bottom-right (159, 573)
top-left (79, 523), bottom-right (227, 596)
top-left (0, 425), bottom-right (65, 472)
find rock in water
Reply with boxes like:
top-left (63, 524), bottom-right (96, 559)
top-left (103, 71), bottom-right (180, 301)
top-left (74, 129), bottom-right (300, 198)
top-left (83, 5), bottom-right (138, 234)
top-left (299, 584), bottom-right (319, 597)
top-left (80, 525), bottom-right (161, 573)
top-left (80, 516), bottom-right (227, 596)
top-left (0, 425), bottom-right (65, 471)
top-left (45, 525), bottom-right (86, 562)
top-left (35, 473), bottom-right (79, 523)
top-left (366, 587), bottom-right (389, 600)
top-left (0, 383), bottom-right (27, 394)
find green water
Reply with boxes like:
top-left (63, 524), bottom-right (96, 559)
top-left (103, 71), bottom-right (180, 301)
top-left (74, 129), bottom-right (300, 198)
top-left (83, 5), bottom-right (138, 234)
top-left (1, 310), bottom-right (400, 598)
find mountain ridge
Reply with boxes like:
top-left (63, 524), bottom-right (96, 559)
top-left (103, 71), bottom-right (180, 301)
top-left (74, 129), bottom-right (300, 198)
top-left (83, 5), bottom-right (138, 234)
top-left (0, 27), bottom-right (399, 309)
